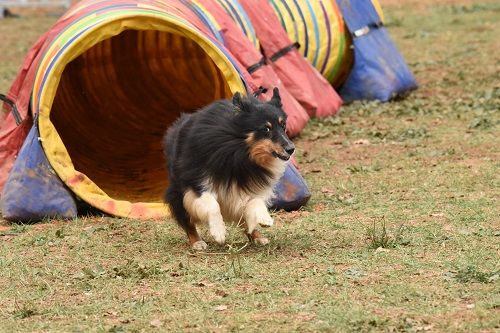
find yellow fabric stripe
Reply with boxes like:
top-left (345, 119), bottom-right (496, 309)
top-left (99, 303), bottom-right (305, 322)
top-left (371, 0), bottom-right (385, 22)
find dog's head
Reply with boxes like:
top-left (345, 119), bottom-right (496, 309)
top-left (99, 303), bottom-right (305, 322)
top-left (233, 88), bottom-right (295, 171)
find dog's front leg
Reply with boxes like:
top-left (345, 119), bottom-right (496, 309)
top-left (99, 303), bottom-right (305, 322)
top-left (244, 198), bottom-right (273, 236)
top-left (246, 229), bottom-right (270, 246)
top-left (184, 191), bottom-right (226, 245)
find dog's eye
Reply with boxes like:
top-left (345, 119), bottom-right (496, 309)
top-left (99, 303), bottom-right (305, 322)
top-left (264, 127), bottom-right (271, 132)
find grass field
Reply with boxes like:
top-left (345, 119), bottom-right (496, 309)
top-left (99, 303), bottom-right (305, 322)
top-left (0, 1), bottom-right (499, 332)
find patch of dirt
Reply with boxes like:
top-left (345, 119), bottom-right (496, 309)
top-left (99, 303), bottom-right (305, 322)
top-left (300, 136), bottom-right (408, 176)
top-left (274, 210), bottom-right (310, 221)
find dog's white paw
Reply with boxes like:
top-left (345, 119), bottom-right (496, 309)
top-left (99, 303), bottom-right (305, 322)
top-left (191, 240), bottom-right (208, 251)
top-left (209, 222), bottom-right (226, 245)
top-left (257, 213), bottom-right (274, 228)
top-left (245, 199), bottom-right (274, 230)
top-left (254, 237), bottom-right (270, 246)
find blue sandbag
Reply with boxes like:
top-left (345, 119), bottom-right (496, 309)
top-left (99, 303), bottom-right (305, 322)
top-left (0, 125), bottom-right (77, 222)
top-left (336, 0), bottom-right (417, 102)
top-left (271, 163), bottom-right (311, 211)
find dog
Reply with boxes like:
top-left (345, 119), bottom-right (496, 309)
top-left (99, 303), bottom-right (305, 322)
top-left (163, 88), bottom-right (294, 250)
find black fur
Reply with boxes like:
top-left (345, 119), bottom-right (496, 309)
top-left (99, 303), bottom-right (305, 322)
top-left (163, 88), bottom-right (293, 234)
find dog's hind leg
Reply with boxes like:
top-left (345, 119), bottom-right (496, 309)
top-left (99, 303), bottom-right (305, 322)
top-left (166, 187), bottom-right (207, 250)
top-left (185, 224), bottom-right (208, 251)
top-left (184, 190), bottom-right (226, 245)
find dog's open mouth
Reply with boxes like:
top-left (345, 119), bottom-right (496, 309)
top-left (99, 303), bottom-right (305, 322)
top-left (272, 151), bottom-right (290, 161)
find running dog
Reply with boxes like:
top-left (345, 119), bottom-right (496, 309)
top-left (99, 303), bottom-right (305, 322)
top-left (163, 88), bottom-right (294, 250)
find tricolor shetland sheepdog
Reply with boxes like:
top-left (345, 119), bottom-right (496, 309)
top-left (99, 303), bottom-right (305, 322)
top-left (163, 88), bottom-right (294, 250)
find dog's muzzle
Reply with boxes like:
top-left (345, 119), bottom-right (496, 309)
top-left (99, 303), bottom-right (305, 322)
top-left (273, 142), bottom-right (295, 161)
top-left (273, 151), bottom-right (291, 161)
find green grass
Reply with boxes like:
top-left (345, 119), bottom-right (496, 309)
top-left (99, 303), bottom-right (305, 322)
top-left (1, 1), bottom-right (499, 332)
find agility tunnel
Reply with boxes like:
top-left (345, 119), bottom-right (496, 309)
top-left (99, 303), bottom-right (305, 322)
top-left (217, 0), bottom-right (415, 101)
top-left (217, 0), bottom-right (381, 88)
top-left (0, 0), bottom-right (416, 222)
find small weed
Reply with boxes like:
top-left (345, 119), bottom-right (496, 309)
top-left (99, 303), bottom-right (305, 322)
top-left (367, 129), bottom-right (389, 139)
top-left (0, 223), bottom-right (30, 236)
top-left (10, 224), bottom-right (29, 234)
top-left (325, 267), bottom-right (337, 286)
top-left (344, 268), bottom-right (367, 280)
top-left (108, 325), bottom-right (127, 333)
top-left (55, 228), bottom-right (65, 238)
top-left (336, 194), bottom-right (357, 206)
top-left (397, 317), bottom-right (432, 333)
top-left (226, 242), bottom-right (250, 279)
top-left (394, 127), bottom-right (428, 141)
top-left (347, 163), bottom-right (382, 173)
top-left (111, 260), bottom-right (164, 280)
top-left (31, 235), bottom-right (48, 246)
top-left (322, 116), bottom-right (344, 127)
top-left (347, 165), bottom-right (369, 173)
top-left (367, 219), bottom-right (405, 249)
top-left (469, 117), bottom-right (494, 129)
top-left (447, 266), bottom-right (499, 284)
top-left (350, 317), bottom-right (388, 331)
top-left (12, 301), bottom-right (37, 319)
top-left (80, 264), bottom-right (106, 280)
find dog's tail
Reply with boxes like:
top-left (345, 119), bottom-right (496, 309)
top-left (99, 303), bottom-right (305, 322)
top-left (163, 113), bottom-right (191, 169)
top-left (164, 186), bottom-right (191, 230)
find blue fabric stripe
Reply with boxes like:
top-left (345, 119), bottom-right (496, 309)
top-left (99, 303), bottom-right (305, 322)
top-left (291, 0), bottom-right (309, 57)
top-left (304, 0), bottom-right (319, 66)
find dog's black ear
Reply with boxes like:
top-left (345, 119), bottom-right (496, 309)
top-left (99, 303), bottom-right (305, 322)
top-left (269, 87), bottom-right (282, 108)
top-left (232, 92), bottom-right (244, 111)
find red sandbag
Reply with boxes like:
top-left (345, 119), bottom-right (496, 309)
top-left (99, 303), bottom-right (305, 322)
top-left (239, 0), bottom-right (342, 118)
top-left (0, 30), bottom-right (49, 193)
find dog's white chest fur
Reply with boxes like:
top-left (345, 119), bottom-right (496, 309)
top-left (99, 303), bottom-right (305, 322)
top-left (210, 182), bottom-right (273, 223)
top-left (206, 160), bottom-right (286, 223)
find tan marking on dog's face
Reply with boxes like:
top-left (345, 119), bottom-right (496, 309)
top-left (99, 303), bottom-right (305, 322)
top-left (245, 132), bottom-right (255, 145)
top-left (265, 122), bottom-right (272, 130)
top-left (278, 117), bottom-right (286, 128)
top-left (247, 138), bottom-right (282, 170)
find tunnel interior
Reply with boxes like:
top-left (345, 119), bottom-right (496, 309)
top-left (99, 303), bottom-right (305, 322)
top-left (50, 29), bottom-right (233, 204)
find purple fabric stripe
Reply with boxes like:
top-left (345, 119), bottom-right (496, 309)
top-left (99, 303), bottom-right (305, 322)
top-left (319, 0), bottom-right (332, 74)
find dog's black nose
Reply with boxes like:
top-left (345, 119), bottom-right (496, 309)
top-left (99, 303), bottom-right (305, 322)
top-left (285, 146), bottom-right (295, 156)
